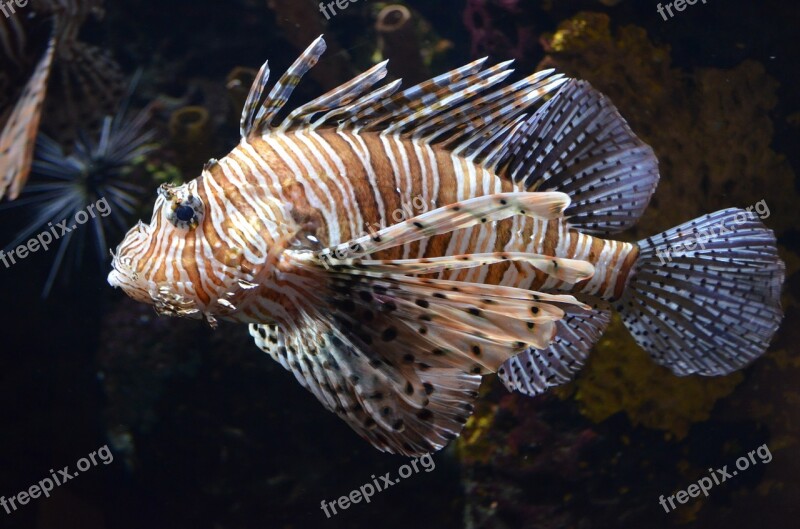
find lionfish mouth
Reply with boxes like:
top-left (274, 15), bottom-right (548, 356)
top-left (107, 220), bottom-right (152, 289)
top-left (107, 248), bottom-right (128, 288)
top-left (107, 268), bottom-right (123, 288)
top-left (108, 258), bottom-right (203, 320)
top-left (107, 252), bottom-right (149, 304)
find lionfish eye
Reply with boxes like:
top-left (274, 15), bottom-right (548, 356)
top-left (175, 205), bottom-right (195, 222)
top-left (159, 185), bottom-right (204, 230)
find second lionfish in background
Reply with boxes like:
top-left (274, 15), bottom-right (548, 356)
top-left (0, 0), bottom-right (124, 201)
top-left (108, 37), bottom-right (784, 456)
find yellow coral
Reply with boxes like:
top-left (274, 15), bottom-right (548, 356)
top-left (557, 315), bottom-right (742, 439)
top-left (536, 12), bottom-right (797, 439)
top-left (540, 12), bottom-right (798, 239)
top-left (458, 407), bottom-right (499, 464)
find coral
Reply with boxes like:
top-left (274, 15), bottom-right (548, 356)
top-left (538, 12), bottom-right (798, 238)
top-left (169, 106), bottom-right (210, 143)
top-left (556, 315), bottom-right (743, 440)
top-left (168, 106), bottom-right (212, 172)
top-left (457, 389), bottom-right (689, 529)
top-left (371, 3), bottom-right (454, 77)
top-left (530, 9), bottom-right (798, 438)
top-left (456, 12), bottom-right (799, 528)
top-left (375, 5), bottom-right (429, 84)
top-left (463, 0), bottom-right (539, 69)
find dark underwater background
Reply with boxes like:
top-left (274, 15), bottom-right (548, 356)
top-left (0, 0), bottom-right (799, 528)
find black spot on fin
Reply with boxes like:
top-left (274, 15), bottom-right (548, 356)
top-left (249, 319), bottom-right (481, 456)
top-left (499, 305), bottom-right (611, 396)
top-left (620, 209), bottom-right (785, 375)
top-left (498, 80), bottom-right (660, 235)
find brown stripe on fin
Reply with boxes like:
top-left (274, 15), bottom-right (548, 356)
top-left (240, 35), bottom-right (327, 137)
top-left (0, 35), bottom-right (56, 201)
top-left (277, 60), bottom-right (389, 131)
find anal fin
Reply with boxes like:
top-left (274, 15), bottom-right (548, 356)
top-left (498, 305), bottom-right (611, 396)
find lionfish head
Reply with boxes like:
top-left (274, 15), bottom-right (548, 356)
top-left (108, 174), bottom-right (289, 325)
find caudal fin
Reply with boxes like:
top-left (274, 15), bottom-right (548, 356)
top-left (618, 209), bottom-right (785, 376)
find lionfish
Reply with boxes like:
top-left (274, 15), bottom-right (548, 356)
top-left (109, 37), bottom-right (785, 455)
top-left (0, 0), bottom-right (123, 201)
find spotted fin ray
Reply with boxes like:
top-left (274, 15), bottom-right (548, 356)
top-left (317, 191), bottom-right (571, 260)
top-left (619, 209), bottom-right (784, 375)
top-left (489, 80), bottom-right (661, 394)
top-left (238, 37), bottom-right (659, 238)
top-left (251, 320), bottom-right (483, 455)
top-left (238, 35), bottom-right (567, 153)
top-left (497, 79), bottom-right (660, 235)
top-left (499, 305), bottom-right (611, 395)
top-left (251, 264), bottom-right (587, 455)
top-left (240, 37), bottom-right (657, 237)
top-left (320, 252), bottom-right (594, 284)
top-left (247, 192), bottom-right (594, 455)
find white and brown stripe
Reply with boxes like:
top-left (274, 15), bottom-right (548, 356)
top-left (116, 129), bottom-right (634, 317)
top-left (242, 131), bottom-right (637, 299)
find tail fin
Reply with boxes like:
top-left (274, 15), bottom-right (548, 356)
top-left (619, 209), bottom-right (785, 376)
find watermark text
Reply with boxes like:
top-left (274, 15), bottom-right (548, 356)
top-left (656, 199), bottom-right (770, 265)
top-left (320, 453), bottom-right (435, 518)
top-left (0, 197), bottom-right (112, 269)
top-left (657, 0), bottom-right (709, 21)
top-left (1, 0), bottom-right (28, 19)
top-left (319, 0), bottom-right (363, 20)
top-left (658, 443), bottom-right (772, 513)
top-left (1, 444), bottom-right (114, 515)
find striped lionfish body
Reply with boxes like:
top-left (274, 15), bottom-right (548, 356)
top-left (109, 37), bottom-right (785, 455)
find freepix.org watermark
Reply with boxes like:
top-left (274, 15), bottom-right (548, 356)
top-left (656, 0), bottom-right (709, 21)
top-left (320, 453), bottom-right (435, 518)
top-left (658, 443), bottom-right (772, 513)
top-left (656, 199), bottom-right (770, 265)
top-left (0, 0), bottom-right (27, 19)
top-left (0, 197), bottom-right (112, 269)
top-left (1, 444), bottom-right (114, 515)
top-left (318, 0), bottom-right (362, 20)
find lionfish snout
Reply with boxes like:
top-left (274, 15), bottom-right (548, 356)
top-left (107, 247), bottom-right (151, 305)
top-left (108, 217), bottom-right (219, 322)
top-left (108, 247), bottom-right (204, 319)
top-left (108, 221), bottom-right (158, 303)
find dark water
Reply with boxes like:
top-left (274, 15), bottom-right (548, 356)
top-left (0, 1), bottom-right (798, 528)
